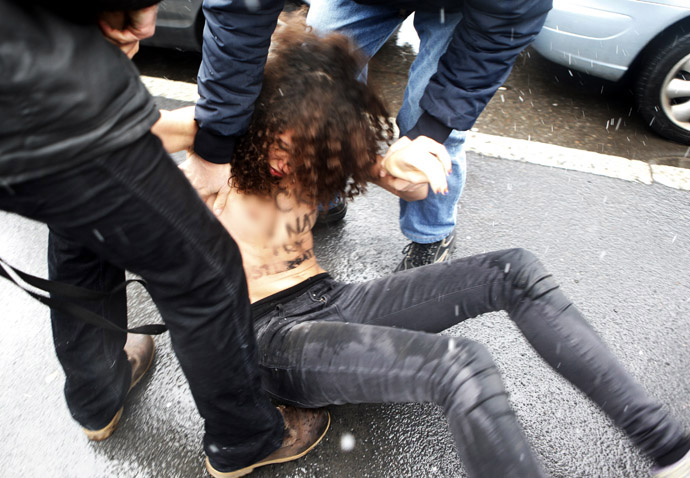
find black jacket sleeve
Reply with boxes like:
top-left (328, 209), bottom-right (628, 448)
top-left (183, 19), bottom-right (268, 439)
top-left (194, 0), bottom-right (285, 164)
top-left (406, 0), bottom-right (552, 144)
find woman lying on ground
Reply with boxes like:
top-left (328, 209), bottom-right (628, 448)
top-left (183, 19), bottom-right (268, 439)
top-left (154, 22), bottom-right (690, 478)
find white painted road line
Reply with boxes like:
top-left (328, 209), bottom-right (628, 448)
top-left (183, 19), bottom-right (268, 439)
top-left (141, 75), bottom-right (690, 191)
top-left (467, 132), bottom-right (690, 191)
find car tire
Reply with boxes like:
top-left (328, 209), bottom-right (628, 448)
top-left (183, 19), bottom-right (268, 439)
top-left (635, 31), bottom-right (690, 145)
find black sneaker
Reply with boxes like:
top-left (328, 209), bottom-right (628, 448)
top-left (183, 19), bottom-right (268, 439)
top-left (394, 230), bottom-right (456, 272)
top-left (315, 195), bottom-right (347, 226)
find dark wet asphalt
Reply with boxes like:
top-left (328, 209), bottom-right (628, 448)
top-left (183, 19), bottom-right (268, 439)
top-left (1, 144), bottom-right (689, 476)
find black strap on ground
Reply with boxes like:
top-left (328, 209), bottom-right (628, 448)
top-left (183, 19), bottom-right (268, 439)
top-left (0, 256), bottom-right (167, 335)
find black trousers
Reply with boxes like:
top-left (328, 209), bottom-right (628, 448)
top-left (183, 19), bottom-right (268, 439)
top-left (254, 248), bottom-right (688, 477)
top-left (0, 133), bottom-right (282, 471)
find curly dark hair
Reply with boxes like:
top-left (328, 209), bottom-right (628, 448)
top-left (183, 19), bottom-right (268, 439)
top-left (230, 20), bottom-right (395, 206)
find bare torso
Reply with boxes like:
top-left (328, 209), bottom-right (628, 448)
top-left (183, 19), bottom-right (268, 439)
top-left (217, 179), bottom-right (326, 303)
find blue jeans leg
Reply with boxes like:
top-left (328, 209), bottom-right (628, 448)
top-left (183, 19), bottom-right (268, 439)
top-left (307, 0), bottom-right (405, 217)
top-left (307, 0), bottom-right (404, 63)
top-left (309, 2), bottom-right (468, 243)
top-left (397, 10), bottom-right (466, 243)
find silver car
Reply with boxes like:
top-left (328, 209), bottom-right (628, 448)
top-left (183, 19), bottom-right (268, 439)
top-left (532, 0), bottom-right (690, 144)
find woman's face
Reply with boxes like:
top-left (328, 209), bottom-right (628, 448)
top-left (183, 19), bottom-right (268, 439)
top-left (268, 131), bottom-right (293, 178)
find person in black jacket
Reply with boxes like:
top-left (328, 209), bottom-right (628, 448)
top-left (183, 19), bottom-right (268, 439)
top-left (0, 1), bottom-right (328, 475)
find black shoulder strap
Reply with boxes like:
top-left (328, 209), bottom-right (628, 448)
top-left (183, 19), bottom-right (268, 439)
top-left (0, 257), bottom-right (167, 335)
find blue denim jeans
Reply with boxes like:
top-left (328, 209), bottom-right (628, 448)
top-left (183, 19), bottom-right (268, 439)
top-left (0, 134), bottom-right (283, 472)
top-left (307, 0), bottom-right (467, 243)
top-left (252, 249), bottom-right (688, 477)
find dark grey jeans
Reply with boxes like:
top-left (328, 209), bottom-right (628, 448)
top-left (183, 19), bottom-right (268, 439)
top-left (253, 248), bottom-right (687, 477)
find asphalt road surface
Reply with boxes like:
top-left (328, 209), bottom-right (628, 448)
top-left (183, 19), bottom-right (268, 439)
top-left (2, 16), bottom-right (689, 478)
top-left (1, 143), bottom-right (689, 476)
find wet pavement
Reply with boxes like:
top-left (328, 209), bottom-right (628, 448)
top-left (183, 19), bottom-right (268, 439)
top-left (2, 13), bottom-right (690, 478)
top-left (1, 138), bottom-right (689, 476)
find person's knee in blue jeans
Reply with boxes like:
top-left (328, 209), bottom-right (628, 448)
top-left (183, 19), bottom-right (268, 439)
top-left (308, 0), bottom-right (550, 271)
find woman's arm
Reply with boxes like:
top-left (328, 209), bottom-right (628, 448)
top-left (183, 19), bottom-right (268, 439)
top-left (151, 105), bottom-right (233, 216)
top-left (150, 106), bottom-right (197, 153)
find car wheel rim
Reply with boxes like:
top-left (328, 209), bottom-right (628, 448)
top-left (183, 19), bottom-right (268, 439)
top-left (661, 52), bottom-right (690, 132)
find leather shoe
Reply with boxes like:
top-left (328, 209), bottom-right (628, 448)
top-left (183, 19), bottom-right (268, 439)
top-left (205, 405), bottom-right (330, 477)
top-left (82, 334), bottom-right (155, 441)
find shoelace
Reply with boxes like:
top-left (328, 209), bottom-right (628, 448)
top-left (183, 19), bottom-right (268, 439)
top-left (401, 242), bottom-right (437, 268)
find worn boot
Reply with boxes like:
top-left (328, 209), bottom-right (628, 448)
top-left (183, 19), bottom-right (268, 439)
top-left (82, 334), bottom-right (155, 441)
top-left (205, 405), bottom-right (330, 478)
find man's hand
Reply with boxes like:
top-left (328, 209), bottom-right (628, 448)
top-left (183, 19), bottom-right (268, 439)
top-left (380, 136), bottom-right (452, 195)
top-left (179, 152), bottom-right (232, 216)
top-left (98, 5), bottom-right (159, 58)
